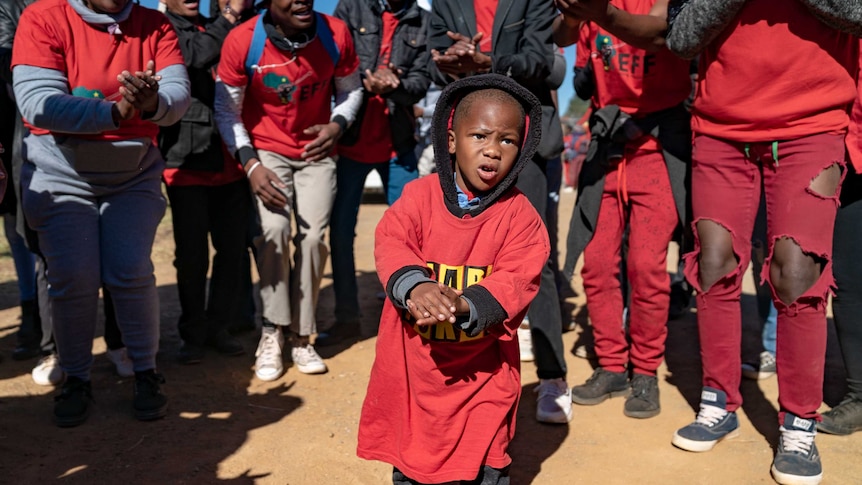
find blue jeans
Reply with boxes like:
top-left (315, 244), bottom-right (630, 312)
top-left (4, 214), bottom-right (36, 301)
top-left (330, 152), bottom-right (418, 322)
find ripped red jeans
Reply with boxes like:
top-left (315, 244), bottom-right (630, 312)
top-left (684, 133), bottom-right (845, 422)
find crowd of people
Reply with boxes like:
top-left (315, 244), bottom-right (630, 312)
top-left (0, 0), bottom-right (860, 484)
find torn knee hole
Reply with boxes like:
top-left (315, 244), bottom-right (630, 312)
top-left (808, 163), bottom-right (841, 198)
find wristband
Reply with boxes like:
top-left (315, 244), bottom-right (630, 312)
top-left (246, 160), bottom-right (262, 178)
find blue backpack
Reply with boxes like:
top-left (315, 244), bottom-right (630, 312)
top-left (244, 10), bottom-right (341, 82)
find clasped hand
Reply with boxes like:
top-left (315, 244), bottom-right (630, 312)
top-left (113, 60), bottom-right (161, 122)
top-left (406, 282), bottom-right (469, 326)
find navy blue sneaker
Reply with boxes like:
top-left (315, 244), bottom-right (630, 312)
top-left (672, 387), bottom-right (739, 452)
top-left (771, 414), bottom-right (822, 485)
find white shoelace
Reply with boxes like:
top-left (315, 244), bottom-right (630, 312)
top-left (780, 426), bottom-right (815, 454)
top-left (293, 345), bottom-right (322, 365)
top-left (695, 404), bottom-right (728, 427)
top-left (255, 332), bottom-right (282, 364)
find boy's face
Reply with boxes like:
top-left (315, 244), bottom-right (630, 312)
top-left (448, 99), bottom-right (523, 195)
top-left (271, 0), bottom-right (315, 36)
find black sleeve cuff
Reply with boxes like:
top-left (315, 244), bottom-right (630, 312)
top-left (332, 115), bottom-right (348, 133)
top-left (237, 146), bottom-right (258, 167)
top-left (461, 285), bottom-right (508, 337)
top-left (386, 265), bottom-right (433, 303)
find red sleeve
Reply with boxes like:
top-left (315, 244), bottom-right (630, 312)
top-left (330, 18), bottom-right (359, 78)
top-left (11, 6), bottom-right (64, 71)
top-left (575, 23), bottom-right (590, 70)
top-left (374, 182), bottom-right (427, 287)
top-left (217, 24), bottom-right (252, 87)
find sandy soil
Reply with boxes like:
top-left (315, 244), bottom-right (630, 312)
top-left (0, 190), bottom-right (860, 484)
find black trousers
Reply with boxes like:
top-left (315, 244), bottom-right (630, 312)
top-left (833, 162), bottom-right (862, 400)
top-left (393, 465), bottom-right (509, 485)
top-left (166, 179), bottom-right (250, 346)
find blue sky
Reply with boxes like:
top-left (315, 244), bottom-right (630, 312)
top-left (138, 0), bottom-right (576, 114)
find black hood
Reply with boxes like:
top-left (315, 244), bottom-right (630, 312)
top-left (432, 74), bottom-right (543, 218)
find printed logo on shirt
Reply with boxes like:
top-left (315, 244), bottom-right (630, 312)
top-left (409, 262), bottom-right (494, 343)
top-left (263, 73), bottom-right (298, 104)
top-left (72, 86), bottom-right (106, 99)
top-left (592, 34), bottom-right (657, 75)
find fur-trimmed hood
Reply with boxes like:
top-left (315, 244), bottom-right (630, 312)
top-left (432, 73), bottom-right (543, 218)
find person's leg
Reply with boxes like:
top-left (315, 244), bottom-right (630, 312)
top-left (165, 184), bottom-right (211, 359)
top-left (101, 288), bottom-right (133, 377)
top-left (6, 213), bottom-right (41, 359)
top-left (289, 155), bottom-right (336, 374)
top-left (744, 193), bottom-right (777, 380)
top-left (624, 149), bottom-right (678, 417)
top-left (544, 156), bottom-right (563, 291)
top-left (328, 155), bottom-right (376, 328)
top-left (205, 179), bottom-right (249, 354)
top-left (386, 150), bottom-right (418, 205)
top-left (673, 135), bottom-right (760, 451)
top-left (820, 161), bottom-right (862, 435)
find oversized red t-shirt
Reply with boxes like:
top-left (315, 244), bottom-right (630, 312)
top-left (218, 13), bottom-right (359, 159)
top-left (11, 0), bottom-right (185, 141)
top-left (357, 175), bottom-right (549, 483)
top-left (575, 0), bottom-right (691, 117)
top-left (338, 11), bottom-right (398, 163)
top-left (474, 0), bottom-right (498, 53)
top-left (692, 0), bottom-right (858, 142)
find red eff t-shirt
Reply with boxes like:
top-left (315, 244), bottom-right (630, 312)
top-left (692, 0), bottom-right (858, 142)
top-left (11, 0), bottom-right (184, 141)
top-left (218, 13), bottom-right (359, 159)
top-left (338, 11), bottom-right (398, 163)
top-left (474, 0), bottom-right (497, 53)
top-left (575, 0), bottom-right (691, 117)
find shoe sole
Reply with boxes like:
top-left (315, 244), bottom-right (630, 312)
top-left (54, 409), bottom-right (90, 428)
top-left (135, 403), bottom-right (168, 421)
top-left (255, 368), bottom-right (285, 381)
top-left (537, 409), bottom-right (573, 424)
top-left (816, 421), bottom-right (861, 436)
top-left (295, 364), bottom-right (328, 375)
top-left (770, 465), bottom-right (823, 485)
top-left (571, 389), bottom-right (628, 406)
top-left (671, 428), bottom-right (739, 452)
top-left (624, 407), bottom-right (661, 419)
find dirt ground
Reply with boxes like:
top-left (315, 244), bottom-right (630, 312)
top-left (0, 189), bottom-right (860, 484)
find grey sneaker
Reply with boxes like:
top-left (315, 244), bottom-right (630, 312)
top-left (817, 398), bottom-right (862, 436)
top-left (571, 368), bottom-right (628, 405)
top-left (771, 414), bottom-right (822, 485)
top-left (291, 343), bottom-right (327, 375)
top-left (672, 387), bottom-right (739, 452)
top-left (254, 326), bottom-right (284, 381)
top-left (535, 378), bottom-right (572, 424)
top-left (742, 351), bottom-right (776, 380)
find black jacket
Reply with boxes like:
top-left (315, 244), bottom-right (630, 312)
top-left (158, 12), bottom-right (235, 171)
top-left (427, 0), bottom-right (563, 161)
top-left (334, 0), bottom-right (430, 156)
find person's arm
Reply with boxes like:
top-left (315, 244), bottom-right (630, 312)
top-left (552, 12), bottom-right (583, 48)
top-left (665, 0), bottom-right (746, 59)
top-left (140, 64), bottom-right (191, 126)
top-left (555, 0), bottom-right (670, 52)
top-left (170, 15), bottom-right (236, 70)
top-left (490, 0), bottom-right (556, 83)
top-left (797, 0), bottom-right (862, 36)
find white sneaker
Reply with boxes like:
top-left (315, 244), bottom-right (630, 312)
top-left (535, 378), bottom-right (573, 424)
top-left (254, 327), bottom-right (285, 381)
top-left (106, 348), bottom-right (135, 377)
top-left (291, 343), bottom-right (327, 374)
top-left (518, 318), bottom-right (534, 362)
top-left (32, 353), bottom-right (64, 386)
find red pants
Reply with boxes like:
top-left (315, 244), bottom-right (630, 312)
top-left (582, 146), bottom-right (678, 376)
top-left (684, 133), bottom-right (845, 422)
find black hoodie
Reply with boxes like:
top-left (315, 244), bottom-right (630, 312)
top-left (431, 73), bottom-right (543, 219)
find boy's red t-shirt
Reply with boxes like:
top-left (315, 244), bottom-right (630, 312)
top-left (473, 0), bottom-right (498, 53)
top-left (218, 13), bottom-right (359, 160)
top-left (692, 0), bottom-right (858, 142)
top-left (575, 0), bottom-right (692, 117)
top-left (11, 0), bottom-right (185, 141)
top-left (338, 11), bottom-right (398, 163)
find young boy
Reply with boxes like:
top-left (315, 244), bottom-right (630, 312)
top-left (357, 74), bottom-right (550, 484)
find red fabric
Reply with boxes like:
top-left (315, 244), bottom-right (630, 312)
top-left (684, 133), bottom-right (845, 421)
top-left (162, 145), bottom-right (245, 186)
top-left (358, 174), bottom-right (549, 483)
top-left (581, 148), bottom-right (677, 375)
top-left (12, 0), bottom-right (185, 141)
top-left (473, 0), bottom-right (498, 53)
top-left (575, 0), bottom-right (691, 120)
top-left (337, 12), bottom-right (398, 163)
top-left (847, 44), bottom-right (862, 172)
top-left (218, 13), bottom-right (359, 159)
top-left (692, 0), bottom-right (857, 143)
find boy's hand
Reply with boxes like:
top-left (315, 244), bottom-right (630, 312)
top-left (246, 159), bottom-right (289, 210)
top-left (301, 122), bottom-right (341, 162)
top-left (111, 98), bottom-right (136, 124)
top-left (406, 282), bottom-right (464, 326)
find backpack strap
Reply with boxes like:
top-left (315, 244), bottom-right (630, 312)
top-left (315, 12), bottom-right (341, 68)
top-left (244, 11), bottom-right (268, 81)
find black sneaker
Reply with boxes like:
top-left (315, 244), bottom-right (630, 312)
top-left (771, 414), bottom-right (822, 485)
top-left (624, 374), bottom-right (660, 419)
top-left (570, 368), bottom-right (629, 405)
top-left (207, 330), bottom-right (244, 356)
top-left (54, 377), bottom-right (93, 428)
top-left (177, 343), bottom-right (205, 365)
top-left (817, 398), bottom-right (862, 436)
top-left (133, 370), bottom-right (168, 421)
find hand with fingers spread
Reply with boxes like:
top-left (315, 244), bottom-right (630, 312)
top-left (433, 31), bottom-right (491, 76)
top-left (246, 158), bottom-right (289, 211)
top-left (301, 122), bottom-right (342, 162)
top-left (363, 66), bottom-right (401, 95)
top-left (117, 60), bottom-right (162, 115)
top-left (406, 282), bottom-right (468, 326)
